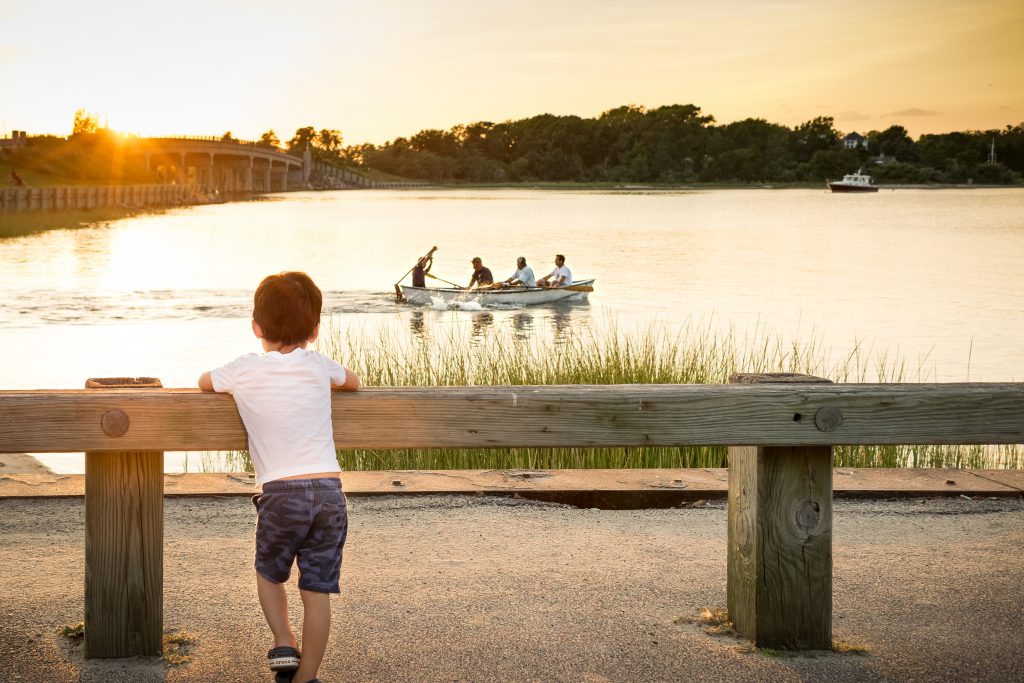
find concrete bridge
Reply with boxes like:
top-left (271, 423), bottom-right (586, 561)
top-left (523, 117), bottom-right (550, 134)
top-left (141, 137), bottom-right (309, 193)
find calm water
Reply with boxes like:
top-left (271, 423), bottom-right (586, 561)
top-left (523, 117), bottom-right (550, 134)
top-left (2, 188), bottom-right (1022, 470)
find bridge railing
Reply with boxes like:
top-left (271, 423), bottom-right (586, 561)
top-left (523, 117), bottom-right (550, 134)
top-left (144, 135), bottom-right (273, 148)
top-left (1, 375), bottom-right (1022, 657)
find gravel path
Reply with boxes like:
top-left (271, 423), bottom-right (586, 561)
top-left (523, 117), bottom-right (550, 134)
top-left (1, 495), bottom-right (1022, 682)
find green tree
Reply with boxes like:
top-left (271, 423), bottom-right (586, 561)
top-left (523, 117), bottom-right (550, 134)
top-left (869, 125), bottom-right (917, 162)
top-left (257, 130), bottom-right (280, 148)
top-left (791, 116), bottom-right (839, 162)
top-left (72, 109), bottom-right (99, 136)
top-left (317, 129), bottom-right (343, 155)
top-left (287, 126), bottom-right (317, 153)
top-left (802, 148), bottom-right (861, 181)
top-left (409, 129), bottom-right (460, 157)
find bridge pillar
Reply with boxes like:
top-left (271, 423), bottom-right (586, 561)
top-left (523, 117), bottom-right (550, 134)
top-left (280, 162), bottom-right (288, 191)
top-left (207, 154), bottom-right (216, 193)
top-left (176, 154), bottom-right (187, 185)
top-left (245, 157), bottom-right (254, 191)
top-left (264, 164), bottom-right (272, 192)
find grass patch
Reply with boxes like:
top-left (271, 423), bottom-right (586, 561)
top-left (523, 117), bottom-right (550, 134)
top-left (833, 639), bottom-right (870, 655)
top-left (59, 622), bottom-right (84, 640)
top-left (674, 608), bottom-right (736, 637)
top-left (0, 206), bottom-right (166, 239)
top-left (163, 630), bottom-right (197, 666)
top-left (57, 622), bottom-right (197, 664)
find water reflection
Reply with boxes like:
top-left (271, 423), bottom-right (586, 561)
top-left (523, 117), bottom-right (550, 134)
top-left (409, 310), bottom-right (427, 337)
top-left (510, 312), bottom-right (534, 340)
top-left (471, 312), bottom-right (494, 339)
top-left (400, 303), bottom-right (590, 350)
top-left (549, 306), bottom-right (573, 340)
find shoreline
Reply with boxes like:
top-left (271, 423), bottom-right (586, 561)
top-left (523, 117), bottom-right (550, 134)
top-left (0, 453), bottom-right (53, 475)
top-left (1, 466), bottom-right (1020, 507)
top-left (436, 181), bottom-right (1024, 191)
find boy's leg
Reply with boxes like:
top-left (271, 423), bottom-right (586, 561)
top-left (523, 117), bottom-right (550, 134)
top-left (292, 589), bottom-right (331, 683)
top-left (257, 572), bottom-right (299, 650)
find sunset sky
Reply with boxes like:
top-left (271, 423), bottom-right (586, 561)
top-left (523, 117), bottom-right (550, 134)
top-left (1, 0), bottom-right (1021, 144)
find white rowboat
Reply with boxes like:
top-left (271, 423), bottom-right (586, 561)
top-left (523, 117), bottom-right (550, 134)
top-left (400, 280), bottom-right (595, 306)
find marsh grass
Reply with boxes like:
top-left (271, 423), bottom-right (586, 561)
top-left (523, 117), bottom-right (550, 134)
top-left (0, 206), bottom-right (165, 239)
top-left (226, 318), bottom-right (1020, 472)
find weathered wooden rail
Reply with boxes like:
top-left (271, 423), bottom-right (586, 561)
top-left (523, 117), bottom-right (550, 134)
top-left (0, 375), bottom-right (1022, 657)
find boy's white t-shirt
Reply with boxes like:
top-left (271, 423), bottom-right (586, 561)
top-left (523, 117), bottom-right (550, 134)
top-left (211, 349), bottom-right (346, 485)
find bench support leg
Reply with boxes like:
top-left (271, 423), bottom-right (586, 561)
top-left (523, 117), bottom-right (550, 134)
top-left (84, 377), bottom-right (164, 658)
top-left (727, 445), bottom-right (832, 649)
top-left (727, 373), bottom-right (833, 650)
top-left (84, 450), bottom-right (164, 658)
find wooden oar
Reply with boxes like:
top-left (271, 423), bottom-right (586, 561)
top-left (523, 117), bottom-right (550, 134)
top-left (394, 246), bottom-right (438, 298)
top-left (425, 272), bottom-right (466, 289)
top-left (562, 284), bottom-right (593, 292)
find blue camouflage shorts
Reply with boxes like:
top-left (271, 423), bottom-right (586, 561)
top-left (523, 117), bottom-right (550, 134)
top-left (253, 478), bottom-right (348, 593)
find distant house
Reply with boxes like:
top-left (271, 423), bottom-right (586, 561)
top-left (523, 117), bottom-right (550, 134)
top-left (842, 132), bottom-right (868, 150)
top-left (868, 152), bottom-right (896, 166)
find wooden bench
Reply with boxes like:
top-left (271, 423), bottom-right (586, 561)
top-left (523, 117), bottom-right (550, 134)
top-left (1, 374), bottom-right (1021, 656)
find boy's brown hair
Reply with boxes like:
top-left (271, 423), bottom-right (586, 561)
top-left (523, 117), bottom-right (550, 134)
top-left (253, 272), bottom-right (322, 345)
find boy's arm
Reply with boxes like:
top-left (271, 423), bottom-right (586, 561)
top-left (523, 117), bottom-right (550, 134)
top-left (332, 367), bottom-right (360, 392)
top-left (198, 372), bottom-right (216, 392)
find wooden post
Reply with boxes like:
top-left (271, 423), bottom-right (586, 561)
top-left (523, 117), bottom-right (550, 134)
top-left (727, 373), bottom-right (834, 649)
top-left (84, 376), bottom-right (164, 658)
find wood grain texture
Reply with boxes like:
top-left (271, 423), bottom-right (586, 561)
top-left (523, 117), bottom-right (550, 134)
top-left (1, 383), bottom-right (1022, 453)
top-left (728, 373), bottom-right (833, 649)
top-left (84, 450), bottom-right (164, 658)
top-left (82, 378), bottom-right (163, 659)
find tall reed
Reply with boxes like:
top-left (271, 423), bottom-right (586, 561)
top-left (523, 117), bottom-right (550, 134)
top-left (305, 317), bottom-right (1019, 471)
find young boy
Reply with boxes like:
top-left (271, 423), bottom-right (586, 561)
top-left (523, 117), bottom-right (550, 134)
top-left (199, 272), bottom-right (359, 683)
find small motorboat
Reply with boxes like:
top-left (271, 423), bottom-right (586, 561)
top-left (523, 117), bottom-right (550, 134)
top-left (827, 169), bottom-right (879, 193)
top-left (399, 280), bottom-right (595, 307)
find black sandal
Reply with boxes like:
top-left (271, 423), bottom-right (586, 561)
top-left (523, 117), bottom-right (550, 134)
top-left (268, 645), bottom-right (300, 672)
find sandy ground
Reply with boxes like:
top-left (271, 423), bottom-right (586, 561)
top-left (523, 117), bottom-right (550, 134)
top-left (0, 453), bottom-right (52, 475)
top-left (1, 495), bottom-right (1022, 682)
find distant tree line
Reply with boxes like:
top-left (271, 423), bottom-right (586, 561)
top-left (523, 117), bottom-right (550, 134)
top-left (7, 107), bottom-right (1021, 186)
top-left (327, 105), bottom-right (1023, 185)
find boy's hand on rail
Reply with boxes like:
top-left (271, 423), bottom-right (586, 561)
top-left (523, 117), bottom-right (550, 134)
top-left (332, 367), bottom-right (360, 392)
top-left (198, 372), bottom-right (215, 392)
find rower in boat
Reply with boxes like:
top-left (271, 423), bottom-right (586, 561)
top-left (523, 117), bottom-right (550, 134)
top-left (467, 257), bottom-right (494, 288)
top-left (537, 254), bottom-right (571, 288)
top-left (500, 257), bottom-right (536, 288)
top-left (395, 247), bottom-right (594, 306)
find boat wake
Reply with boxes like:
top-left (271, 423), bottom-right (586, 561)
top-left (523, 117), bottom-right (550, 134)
top-left (0, 289), bottom-right (408, 327)
top-left (430, 296), bottom-right (484, 311)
